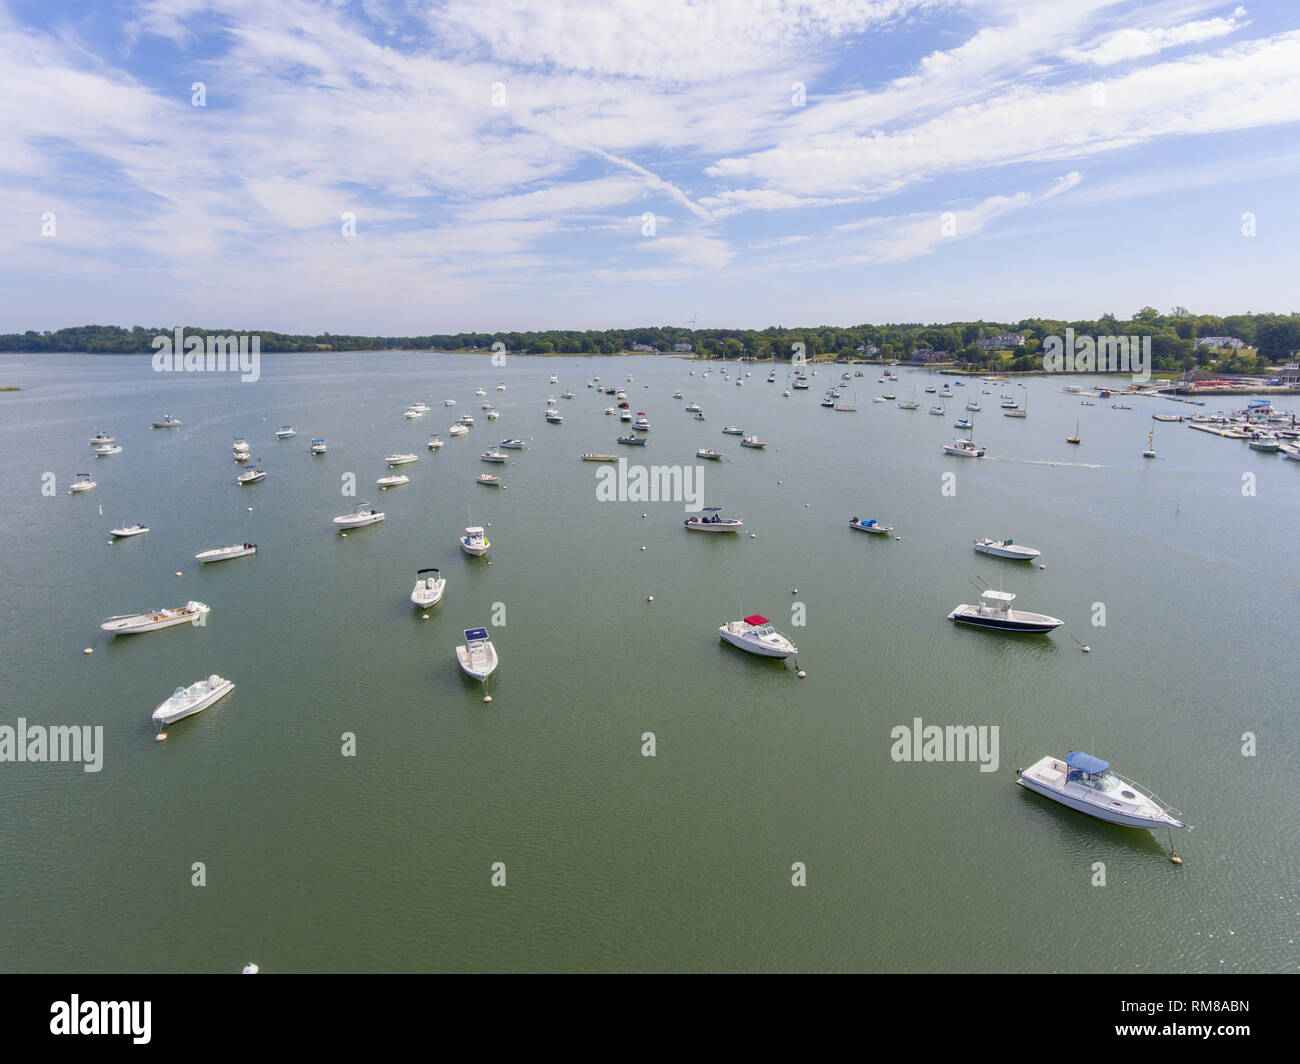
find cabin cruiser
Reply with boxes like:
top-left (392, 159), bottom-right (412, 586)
top-left (562, 390), bottom-right (575, 399)
top-left (445, 399), bottom-right (457, 406)
top-left (151, 414), bottom-right (182, 429)
top-left (333, 504), bottom-right (385, 529)
top-left (684, 506), bottom-right (742, 532)
top-left (549, 375), bottom-right (558, 384)
top-left (409, 401), bottom-right (431, 412)
top-left (684, 402), bottom-right (702, 413)
top-left (948, 589), bottom-right (1061, 633)
top-left (109, 524), bottom-right (149, 538)
top-left (722, 425), bottom-right (744, 435)
top-left (410, 568), bottom-right (446, 608)
top-left (152, 675), bottom-right (234, 733)
top-left (195, 543), bottom-right (256, 563)
top-left (499, 438), bottom-right (527, 449)
top-left (232, 438), bottom-right (251, 461)
top-left (673, 391), bottom-right (684, 399)
top-left (404, 407), bottom-right (425, 419)
top-left (475, 388), bottom-right (487, 397)
top-left (460, 526), bottom-right (490, 556)
top-left (457, 628), bottom-right (499, 680)
top-left (385, 453), bottom-right (418, 465)
top-left (448, 424), bottom-right (469, 436)
top-left (101, 600), bottom-right (209, 634)
top-left (633, 414), bottom-right (650, 430)
top-left (973, 537), bottom-right (1041, 560)
top-left (849, 517), bottom-right (893, 535)
top-left (1016, 752), bottom-right (1189, 831)
top-left (485, 409), bottom-right (500, 419)
top-left (943, 438), bottom-right (985, 457)
top-left (719, 615), bottom-right (799, 659)
top-left (458, 414), bottom-right (475, 426)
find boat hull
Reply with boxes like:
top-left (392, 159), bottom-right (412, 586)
top-left (152, 679), bottom-right (234, 726)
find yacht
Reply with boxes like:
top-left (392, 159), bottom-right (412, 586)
top-left (236, 466), bottom-right (267, 485)
top-left (88, 431), bottom-right (115, 446)
top-left (718, 615), bottom-right (799, 659)
top-left (549, 374), bottom-right (558, 384)
top-left (457, 628), bottom-right (499, 681)
top-left (101, 600), bottom-right (210, 634)
top-left (377, 473), bottom-right (410, 488)
top-left (1016, 752), bottom-right (1189, 831)
top-left (275, 426), bottom-right (296, 439)
top-left (696, 448), bottom-right (724, 460)
top-left (835, 400), bottom-right (857, 411)
top-left (151, 414), bottom-right (182, 429)
top-left (496, 383), bottom-right (506, 391)
top-left (965, 400), bottom-right (981, 411)
top-left (924, 384), bottom-right (937, 394)
top-left (939, 385), bottom-right (953, 398)
top-left (480, 449), bottom-right (508, 462)
top-left (849, 517), bottom-right (893, 536)
top-left (410, 568), bottom-right (446, 608)
top-left (310, 438), bottom-right (327, 454)
top-left (929, 404), bottom-right (945, 416)
top-left (684, 506), bottom-right (742, 532)
top-left (428, 434), bottom-right (444, 449)
top-left (499, 438), bottom-right (527, 449)
top-left (93, 444), bottom-right (123, 456)
top-left (954, 417), bottom-right (973, 430)
top-left (943, 439), bottom-right (985, 457)
top-left (604, 407), bottom-right (616, 416)
top-left (1248, 434), bottom-right (1281, 453)
top-left (973, 537), bottom-right (1041, 561)
top-left (740, 436), bottom-right (766, 449)
top-left (562, 390), bottom-right (575, 400)
top-left (109, 524), bottom-right (149, 538)
top-left (948, 589), bottom-right (1061, 633)
top-left (195, 543), bottom-right (256, 563)
top-left (151, 675), bottom-right (234, 734)
top-left (385, 453), bottom-right (418, 465)
top-left (333, 504), bottom-right (385, 529)
top-left (460, 526), bottom-right (490, 556)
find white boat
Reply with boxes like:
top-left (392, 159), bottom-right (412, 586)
top-left (476, 473), bottom-right (502, 486)
top-left (275, 426), bottom-right (296, 439)
top-left (101, 600), bottom-right (209, 634)
top-left (110, 524), bottom-right (149, 538)
top-left (93, 444), bottom-right (123, 456)
top-left (954, 417), bottom-right (973, 430)
top-left (333, 504), bottom-right (385, 529)
top-left (673, 391), bottom-right (684, 399)
top-left (929, 404), bottom-right (945, 416)
top-left (696, 448), bottom-right (723, 460)
top-left (456, 414), bottom-right (474, 426)
top-left (403, 408), bottom-right (425, 419)
top-left (740, 436), bottom-right (766, 448)
top-left (497, 383), bottom-right (506, 391)
top-left (849, 517), bottom-right (893, 535)
top-left (428, 434), bottom-right (444, 449)
top-left (485, 409), bottom-right (500, 420)
top-left (310, 437), bottom-right (327, 454)
top-left (633, 415), bottom-right (650, 430)
top-left (385, 453), bottom-right (418, 466)
top-left (1016, 752), bottom-right (1189, 831)
top-left (151, 414), bottom-right (182, 429)
top-left (562, 390), bottom-right (575, 399)
top-left (377, 474), bottom-right (410, 488)
top-left (684, 402), bottom-right (702, 413)
top-left (480, 449), bottom-right (508, 463)
top-left (460, 526), bottom-right (490, 555)
top-left (448, 424), bottom-right (469, 437)
top-left (694, 412), bottom-right (706, 421)
top-left (549, 375), bottom-right (558, 384)
top-left (499, 438), bottom-right (527, 449)
top-left (948, 589), bottom-right (1061, 633)
top-left (88, 431), bottom-right (115, 446)
top-left (943, 439), bottom-right (985, 457)
top-left (409, 401), bottom-right (430, 412)
top-left (604, 407), bottom-right (616, 416)
top-left (924, 385), bottom-right (937, 394)
top-left (410, 568), bottom-right (446, 608)
top-left (232, 436), bottom-right (250, 452)
top-left (546, 411), bottom-right (564, 423)
top-left (719, 615), bottom-right (799, 658)
top-left (475, 388), bottom-right (487, 397)
top-left (965, 400), bottom-right (981, 411)
top-left (684, 506), bottom-right (742, 532)
top-left (236, 466), bottom-right (267, 485)
top-left (1279, 443), bottom-right (1300, 461)
top-left (973, 537), bottom-right (1041, 560)
top-left (939, 386), bottom-right (953, 398)
top-left (151, 674), bottom-right (234, 731)
top-left (444, 399), bottom-right (457, 406)
top-left (195, 543), bottom-right (256, 563)
top-left (722, 425), bottom-right (744, 435)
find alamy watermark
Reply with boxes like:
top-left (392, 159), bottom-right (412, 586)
top-left (594, 458), bottom-right (704, 512)
top-left (1042, 328), bottom-right (1149, 383)
top-left (890, 717), bottom-right (999, 772)
top-left (152, 327), bottom-right (261, 382)
top-left (0, 720), bottom-right (103, 772)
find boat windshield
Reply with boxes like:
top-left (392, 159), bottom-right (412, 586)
top-left (1069, 770), bottom-right (1120, 792)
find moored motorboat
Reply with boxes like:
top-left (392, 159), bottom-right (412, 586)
top-left (849, 517), bottom-right (893, 535)
top-left (948, 589), bottom-right (1061, 633)
top-left (499, 438), bottom-right (527, 449)
top-left (101, 600), bottom-right (209, 634)
top-left (385, 453), bottom-right (418, 465)
top-left (460, 526), bottom-right (490, 555)
top-left (696, 448), bottom-right (723, 460)
top-left (476, 473), bottom-right (502, 486)
top-left (684, 506), bottom-right (742, 532)
top-left (480, 449), bottom-right (508, 462)
top-left (428, 434), bottom-right (444, 449)
top-left (89, 431), bottom-right (115, 446)
top-left (311, 437), bottom-right (327, 454)
top-left (195, 543), bottom-right (256, 563)
top-left (151, 674), bottom-right (234, 734)
top-left (151, 414), bottom-right (182, 429)
top-left (722, 425), bottom-right (744, 435)
top-left (411, 567), bottom-right (446, 608)
top-left (236, 465), bottom-right (267, 485)
top-left (93, 444), bottom-right (123, 456)
top-left (740, 436), bottom-right (766, 448)
top-left (546, 411), bottom-right (564, 423)
top-left (973, 537), bottom-right (1041, 560)
top-left (68, 473), bottom-right (97, 493)
top-left (377, 473), bottom-right (410, 488)
top-left (275, 426), bottom-right (296, 439)
top-left (719, 615), bottom-right (799, 658)
top-left (448, 424), bottom-right (469, 436)
top-left (1016, 752), bottom-right (1189, 831)
top-left (581, 453), bottom-right (618, 462)
top-left (943, 438), bottom-right (985, 457)
top-left (333, 504), bottom-right (385, 528)
top-left (618, 435), bottom-right (647, 446)
top-left (109, 524), bottom-right (149, 538)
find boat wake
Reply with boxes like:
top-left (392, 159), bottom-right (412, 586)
top-left (985, 456), bottom-right (1102, 469)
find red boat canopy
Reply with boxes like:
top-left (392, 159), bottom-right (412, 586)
top-left (744, 615), bottom-right (770, 626)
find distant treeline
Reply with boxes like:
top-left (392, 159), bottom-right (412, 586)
top-left (4, 308), bottom-right (1298, 373)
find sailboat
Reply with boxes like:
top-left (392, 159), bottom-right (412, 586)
top-left (1143, 422), bottom-right (1157, 459)
top-left (1066, 419), bottom-right (1081, 445)
top-left (898, 386), bottom-right (920, 410)
top-left (1004, 385), bottom-right (1027, 418)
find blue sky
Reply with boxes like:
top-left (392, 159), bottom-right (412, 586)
top-left (2, 0), bottom-right (1298, 333)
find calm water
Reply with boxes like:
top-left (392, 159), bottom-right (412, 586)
top-left (0, 352), bottom-right (1295, 973)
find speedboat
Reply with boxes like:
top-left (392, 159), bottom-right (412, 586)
top-left (444, 399), bottom-right (457, 406)
top-left (236, 466), bottom-right (267, 485)
top-left (93, 444), bottom-right (123, 456)
top-left (954, 417), bottom-right (973, 430)
top-left (385, 453), bottom-right (418, 465)
top-left (740, 436), bottom-right (766, 448)
top-left (499, 439), bottom-right (527, 449)
top-left (722, 426), bottom-right (744, 435)
top-left (151, 675), bottom-right (234, 733)
top-left (448, 424), bottom-right (469, 437)
top-left (943, 439), bottom-right (985, 457)
top-left (88, 431), bottom-right (115, 446)
top-left (458, 414), bottom-right (475, 426)
top-left (101, 600), bottom-right (209, 634)
top-left (973, 537), bottom-right (1041, 561)
top-left (480, 449), bottom-right (508, 462)
top-left (460, 526), bottom-right (490, 556)
top-left (562, 390), bottom-right (575, 399)
top-left (195, 543), bottom-right (256, 563)
top-left (410, 568), bottom-right (446, 608)
top-left (684, 402), bottom-right (702, 413)
top-left (476, 473), bottom-right (502, 486)
top-left (403, 408), bottom-right (425, 419)
top-left (849, 517), bottom-right (893, 535)
top-left (428, 434), bottom-right (444, 449)
top-left (696, 448), bottom-right (723, 460)
top-left (1280, 443), bottom-right (1300, 461)
top-left (333, 504), bottom-right (385, 529)
top-left (618, 435), bottom-right (647, 446)
top-left (546, 411), bottom-right (564, 423)
top-left (275, 426), bottom-right (296, 439)
top-left (948, 589), bottom-right (1061, 633)
top-left (457, 627), bottom-right (499, 681)
top-left (151, 414), bottom-right (182, 429)
top-left (1249, 434), bottom-right (1281, 452)
top-left (633, 414), bottom-right (650, 430)
top-left (1016, 752), bottom-right (1189, 831)
top-left (310, 438), bottom-right (327, 454)
top-left (110, 524), bottom-right (149, 538)
top-left (684, 506), bottom-right (742, 532)
top-left (377, 474), bottom-right (410, 488)
top-left (719, 615), bottom-right (798, 659)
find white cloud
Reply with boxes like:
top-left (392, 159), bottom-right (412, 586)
top-left (1063, 9), bottom-right (1249, 66)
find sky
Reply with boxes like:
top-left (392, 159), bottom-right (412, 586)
top-left (2, 0), bottom-right (1298, 333)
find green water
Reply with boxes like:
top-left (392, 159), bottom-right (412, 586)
top-left (0, 352), bottom-right (1295, 972)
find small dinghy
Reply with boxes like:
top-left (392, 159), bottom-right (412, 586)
top-left (719, 615), bottom-right (799, 659)
top-left (456, 628), bottom-right (499, 681)
top-left (410, 568), bottom-right (446, 608)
